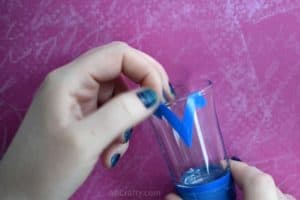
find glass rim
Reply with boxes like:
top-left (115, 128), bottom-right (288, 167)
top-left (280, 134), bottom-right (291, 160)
top-left (165, 79), bottom-right (213, 107)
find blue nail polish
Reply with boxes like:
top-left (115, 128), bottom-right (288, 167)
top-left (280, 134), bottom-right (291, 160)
top-left (169, 82), bottom-right (176, 96)
top-left (111, 154), bottom-right (121, 168)
top-left (137, 89), bottom-right (158, 108)
top-left (231, 156), bottom-right (242, 162)
top-left (163, 90), bottom-right (168, 102)
top-left (124, 128), bottom-right (133, 143)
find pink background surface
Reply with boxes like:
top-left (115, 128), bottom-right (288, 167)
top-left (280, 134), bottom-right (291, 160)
top-left (1, 0), bottom-right (300, 199)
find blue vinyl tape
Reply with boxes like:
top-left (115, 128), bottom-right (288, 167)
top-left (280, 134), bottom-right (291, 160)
top-left (154, 91), bottom-right (206, 147)
top-left (176, 170), bottom-right (236, 200)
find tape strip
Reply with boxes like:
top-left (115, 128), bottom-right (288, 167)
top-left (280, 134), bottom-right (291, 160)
top-left (154, 91), bottom-right (206, 147)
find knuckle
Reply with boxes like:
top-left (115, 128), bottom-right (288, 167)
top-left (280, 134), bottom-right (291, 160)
top-left (110, 41), bottom-right (129, 50)
top-left (41, 68), bottom-right (65, 92)
top-left (37, 69), bottom-right (60, 95)
top-left (40, 67), bottom-right (70, 94)
top-left (43, 68), bottom-right (60, 84)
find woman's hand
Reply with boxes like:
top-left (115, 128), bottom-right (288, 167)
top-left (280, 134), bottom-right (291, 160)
top-left (165, 160), bottom-right (296, 200)
top-left (0, 42), bottom-right (174, 200)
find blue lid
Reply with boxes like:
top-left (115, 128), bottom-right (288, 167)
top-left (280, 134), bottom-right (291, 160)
top-left (175, 170), bottom-right (236, 200)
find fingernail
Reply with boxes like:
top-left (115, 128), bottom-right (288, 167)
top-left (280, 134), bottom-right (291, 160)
top-left (137, 89), bottom-right (158, 108)
top-left (111, 153), bottom-right (121, 168)
top-left (231, 156), bottom-right (242, 162)
top-left (124, 128), bottom-right (133, 143)
top-left (169, 82), bottom-right (176, 97)
top-left (162, 90), bottom-right (168, 102)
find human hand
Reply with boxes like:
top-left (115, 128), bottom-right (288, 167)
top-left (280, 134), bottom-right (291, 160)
top-left (0, 42), bottom-right (174, 200)
top-left (165, 160), bottom-right (295, 200)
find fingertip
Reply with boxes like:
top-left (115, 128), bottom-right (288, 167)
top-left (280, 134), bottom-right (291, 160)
top-left (165, 193), bottom-right (182, 200)
top-left (110, 153), bottom-right (121, 168)
top-left (162, 82), bottom-right (176, 102)
top-left (230, 156), bottom-right (242, 162)
top-left (229, 159), bottom-right (248, 168)
top-left (102, 142), bottom-right (129, 168)
top-left (168, 82), bottom-right (176, 98)
top-left (123, 128), bottom-right (133, 143)
top-left (229, 159), bottom-right (250, 188)
top-left (284, 194), bottom-right (296, 200)
top-left (136, 88), bottom-right (160, 109)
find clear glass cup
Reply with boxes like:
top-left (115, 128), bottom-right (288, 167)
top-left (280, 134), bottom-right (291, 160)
top-left (150, 79), bottom-right (235, 200)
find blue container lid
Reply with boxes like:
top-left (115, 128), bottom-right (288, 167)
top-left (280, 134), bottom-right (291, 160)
top-left (176, 170), bottom-right (236, 200)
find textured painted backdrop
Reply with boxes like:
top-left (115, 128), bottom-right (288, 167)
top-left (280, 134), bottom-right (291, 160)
top-left (0, 0), bottom-right (299, 199)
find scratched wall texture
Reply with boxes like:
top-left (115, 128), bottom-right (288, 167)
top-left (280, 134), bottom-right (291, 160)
top-left (0, 0), bottom-right (300, 199)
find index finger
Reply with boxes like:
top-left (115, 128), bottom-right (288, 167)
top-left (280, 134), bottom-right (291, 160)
top-left (67, 41), bottom-right (165, 97)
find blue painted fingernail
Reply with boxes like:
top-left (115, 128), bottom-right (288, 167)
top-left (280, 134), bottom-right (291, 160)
top-left (111, 153), bottom-right (121, 168)
top-left (169, 82), bottom-right (176, 97)
top-left (163, 90), bottom-right (168, 102)
top-left (231, 156), bottom-right (242, 162)
top-left (137, 89), bottom-right (158, 108)
top-left (124, 128), bottom-right (133, 143)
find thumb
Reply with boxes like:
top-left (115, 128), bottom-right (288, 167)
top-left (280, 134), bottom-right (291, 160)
top-left (74, 88), bottom-right (159, 153)
top-left (230, 160), bottom-right (278, 200)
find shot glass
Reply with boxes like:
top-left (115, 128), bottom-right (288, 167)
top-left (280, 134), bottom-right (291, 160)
top-left (150, 80), bottom-right (236, 200)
